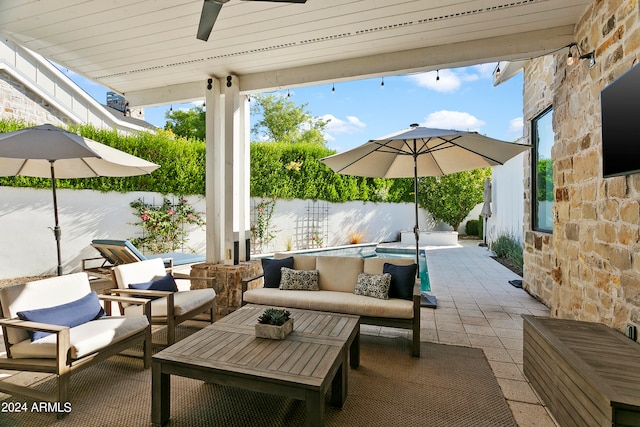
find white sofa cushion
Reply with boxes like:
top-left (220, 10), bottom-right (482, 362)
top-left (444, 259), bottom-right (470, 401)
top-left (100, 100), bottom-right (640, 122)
top-left (0, 273), bottom-right (93, 345)
top-left (243, 288), bottom-right (414, 319)
top-left (9, 315), bottom-right (149, 360)
top-left (123, 289), bottom-right (215, 318)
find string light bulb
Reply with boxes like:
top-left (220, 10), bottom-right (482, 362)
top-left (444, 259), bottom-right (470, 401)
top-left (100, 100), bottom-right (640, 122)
top-left (381, 77), bottom-right (384, 87)
top-left (332, 83), bottom-right (335, 93)
top-left (436, 70), bottom-right (440, 81)
top-left (566, 43), bottom-right (576, 66)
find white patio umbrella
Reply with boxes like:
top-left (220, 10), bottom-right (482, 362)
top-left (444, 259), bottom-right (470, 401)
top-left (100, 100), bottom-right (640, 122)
top-left (0, 124), bottom-right (160, 275)
top-left (480, 177), bottom-right (492, 247)
top-left (321, 124), bottom-right (530, 307)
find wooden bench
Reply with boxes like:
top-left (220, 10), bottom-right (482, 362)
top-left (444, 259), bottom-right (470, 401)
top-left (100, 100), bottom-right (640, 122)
top-left (523, 315), bottom-right (640, 427)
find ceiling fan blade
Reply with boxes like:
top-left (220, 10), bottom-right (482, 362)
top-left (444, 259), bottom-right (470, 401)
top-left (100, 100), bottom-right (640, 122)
top-left (242, 0), bottom-right (307, 3)
top-left (197, 0), bottom-right (225, 42)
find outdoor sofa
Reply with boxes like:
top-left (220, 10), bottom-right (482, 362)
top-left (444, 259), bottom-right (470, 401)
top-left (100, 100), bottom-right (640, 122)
top-left (242, 254), bottom-right (421, 357)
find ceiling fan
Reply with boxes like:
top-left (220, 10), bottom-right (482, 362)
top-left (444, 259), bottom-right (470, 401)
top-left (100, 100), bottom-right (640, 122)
top-left (197, 0), bottom-right (308, 41)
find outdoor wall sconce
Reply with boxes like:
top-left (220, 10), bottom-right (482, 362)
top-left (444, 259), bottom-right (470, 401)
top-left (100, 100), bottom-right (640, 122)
top-left (207, 78), bottom-right (212, 90)
top-left (566, 43), bottom-right (595, 68)
top-left (580, 51), bottom-right (596, 68)
top-left (226, 75), bottom-right (233, 87)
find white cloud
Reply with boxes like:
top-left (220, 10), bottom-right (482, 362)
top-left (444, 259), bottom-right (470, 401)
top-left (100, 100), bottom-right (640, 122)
top-left (407, 64), bottom-right (496, 93)
top-left (422, 110), bottom-right (486, 131)
top-left (473, 63), bottom-right (498, 79)
top-left (407, 70), bottom-right (460, 92)
top-left (507, 117), bottom-right (524, 137)
top-left (322, 114), bottom-right (366, 141)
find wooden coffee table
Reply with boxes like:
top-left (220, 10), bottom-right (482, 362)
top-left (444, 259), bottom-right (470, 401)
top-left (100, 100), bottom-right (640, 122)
top-left (151, 304), bottom-right (360, 427)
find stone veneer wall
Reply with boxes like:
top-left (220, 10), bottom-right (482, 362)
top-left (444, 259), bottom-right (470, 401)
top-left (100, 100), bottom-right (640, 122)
top-left (0, 70), bottom-right (68, 125)
top-left (523, 0), bottom-right (640, 333)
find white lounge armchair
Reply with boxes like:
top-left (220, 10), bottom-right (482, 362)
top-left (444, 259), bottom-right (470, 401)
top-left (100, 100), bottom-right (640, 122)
top-left (110, 258), bottom-right (216, 346)
top-left (0, 273), bottom-right (152, 405)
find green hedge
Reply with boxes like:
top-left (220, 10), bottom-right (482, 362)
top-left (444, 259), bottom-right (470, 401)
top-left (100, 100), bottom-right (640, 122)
top-left (0, 119), bottom-right (413, 202)
top-left (250, 142), bottom-right (411, 202)
top-left (0, 120), bottom-right (206, 195)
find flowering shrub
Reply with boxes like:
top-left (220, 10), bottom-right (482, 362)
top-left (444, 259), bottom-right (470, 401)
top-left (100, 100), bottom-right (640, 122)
top-left (251, 197), bottom-right (277, 253)
top-left (309, 229), bottom-right (324, 248)
top-left (130, 197), bottom-right (205, 253)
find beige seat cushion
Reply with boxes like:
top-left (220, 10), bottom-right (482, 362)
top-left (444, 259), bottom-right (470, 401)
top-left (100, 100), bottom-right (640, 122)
top-left (9, 315), bottom-right (149, 360)
top-left (124, 288), bottom-right (215, 318)
top-left (316, 256), bottom-right (364, 292)
top-left (243, 288), bottom-right (414, 319)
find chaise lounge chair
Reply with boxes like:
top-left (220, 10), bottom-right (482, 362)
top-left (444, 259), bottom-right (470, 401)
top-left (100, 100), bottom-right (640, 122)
top-left (82, 239), bottom-right (206, 279)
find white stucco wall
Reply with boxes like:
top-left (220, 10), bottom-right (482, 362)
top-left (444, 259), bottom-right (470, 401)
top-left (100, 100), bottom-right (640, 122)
top-left (0, 187), bottom-right (207, 279)
top-left (486, 152), bottom-right (526, 243)
top-left (0, 187), bottom-right (433, 279)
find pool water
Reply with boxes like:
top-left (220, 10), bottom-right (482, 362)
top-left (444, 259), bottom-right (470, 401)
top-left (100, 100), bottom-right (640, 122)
top-left (284, 244), bottom-right (431, 293)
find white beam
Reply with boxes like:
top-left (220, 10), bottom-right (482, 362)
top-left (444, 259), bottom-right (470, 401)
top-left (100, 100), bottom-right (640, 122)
top-left (125, 81), bottom-right (205, 107)
top-left (223, 75), bottom-right (240, 265)
top-left (238, 26), bottom-right (576, 92)
top-left (205, 77), bottom-right (223, 264)
top-left (238, 93), bottom-right (250, 262)
top-left (125, 25), bottom-right (575, 106)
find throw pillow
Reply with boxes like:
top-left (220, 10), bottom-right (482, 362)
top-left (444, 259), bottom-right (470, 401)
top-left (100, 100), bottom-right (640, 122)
top-left (17, 291), bottom-right (106, 341)
top-left (279, 267), bottom-right (319, 291)
top-left (383, 263), bottom-right (417, 300)
top-left (262, 257), bottom-right (294, 288)
top-left (354, 273), bottom-right (392, 300)
top-left (129, 273), bottom-right (179, 300)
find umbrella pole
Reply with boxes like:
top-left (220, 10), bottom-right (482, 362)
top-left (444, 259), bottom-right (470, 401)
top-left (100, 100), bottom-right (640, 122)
top-left (50, 161), bottom-right (63, 276)
top-left (412, 142), bottom-right (436, 309)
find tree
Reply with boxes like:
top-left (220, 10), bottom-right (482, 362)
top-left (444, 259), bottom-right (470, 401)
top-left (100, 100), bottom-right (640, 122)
top-left (417, 168), bottom-right (491, 231)
top-left (251, 94), bottom-right (328, 145)
top-left (164, 106), bottom-right (205, 140)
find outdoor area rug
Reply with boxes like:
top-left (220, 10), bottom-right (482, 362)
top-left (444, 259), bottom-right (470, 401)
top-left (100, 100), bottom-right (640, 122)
top-left (0, 328), bottom-right (516, 427)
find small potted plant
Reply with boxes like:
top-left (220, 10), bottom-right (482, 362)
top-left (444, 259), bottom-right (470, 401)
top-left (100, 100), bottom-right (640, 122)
top-left (255, 308), bottom-right (293, 340)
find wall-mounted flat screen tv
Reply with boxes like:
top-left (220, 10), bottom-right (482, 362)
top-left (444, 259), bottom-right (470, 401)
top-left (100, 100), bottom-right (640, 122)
top-left (601, 62), bottom-right (640, 178)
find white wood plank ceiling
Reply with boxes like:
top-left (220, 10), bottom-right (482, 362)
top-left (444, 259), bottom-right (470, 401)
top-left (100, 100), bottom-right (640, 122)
top-left (0, 0), bottom-right (592, 106)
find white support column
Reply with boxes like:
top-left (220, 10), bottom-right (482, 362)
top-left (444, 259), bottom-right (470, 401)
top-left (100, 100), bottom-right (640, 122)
top-left (223, 75), bottom-right (240, 265)
top-left (238, 93), bottom-right (250, 262)
top-left (205, 77), bottom-right (223, 264)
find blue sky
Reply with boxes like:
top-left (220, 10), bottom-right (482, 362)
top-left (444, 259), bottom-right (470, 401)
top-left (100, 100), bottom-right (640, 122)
top-left (63, 62), bottom-right (523, 153)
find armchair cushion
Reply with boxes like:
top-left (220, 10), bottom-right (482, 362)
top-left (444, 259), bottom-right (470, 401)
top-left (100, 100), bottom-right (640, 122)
top-left (123, 289), bottom-right (215, 318)
top-left (16, 291), bottom-right (105, 342)
top-left (262, 257), bottom-right (294, 288)
top-left (129, 273), bottom-right (178, 299)
top-left (9, 315), bottom-right (150, 360)
top-left (1, 273), bottom-right (96, 345)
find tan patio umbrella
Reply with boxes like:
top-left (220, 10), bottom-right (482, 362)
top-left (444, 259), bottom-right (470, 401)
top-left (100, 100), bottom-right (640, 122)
top-left (0, 124), bottom-right (160, 275)
top-left (321, 124), bottom-right (530, 307)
